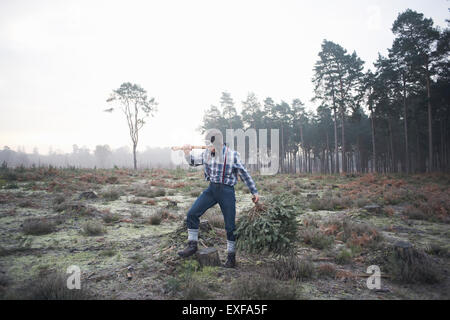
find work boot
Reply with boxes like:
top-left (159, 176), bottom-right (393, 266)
top-left (177, 240), bottom-right (198, 258)
top-left (223, 252), bottom-right (236, 268)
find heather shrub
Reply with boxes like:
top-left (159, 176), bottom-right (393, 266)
top-left (22, 218), bottom-right (55, 235)
top-left (270, 255), bottom-right (315, 281)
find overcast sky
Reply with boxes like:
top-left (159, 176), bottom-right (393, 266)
top-left (0, 0), bottom-right (448, 154)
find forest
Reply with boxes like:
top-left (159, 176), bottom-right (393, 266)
top-left (201, 9), bottom-right (450, 174)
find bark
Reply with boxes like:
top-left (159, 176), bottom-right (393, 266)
top-left (340, 107), bottom-right (346, 173)
top-left (133, 144), bottom-right (137, 170)
top-left (333, 104), bottom-right (339, 174)
top-left (326, 131), bottom-right (330, 174)
top-left (425, 57), bottom-right (433, 172)
top-left (370, 110), bottom-right (376, 173)
top-left (388, 119), bottom-right (395, 172)
top-left (300, 122), bottom-right (305, 172)
top-left (403, 75), bottom-right (409, 174)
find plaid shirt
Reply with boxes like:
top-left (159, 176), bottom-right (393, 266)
top-left (186, 145), bottom-right (258, 195)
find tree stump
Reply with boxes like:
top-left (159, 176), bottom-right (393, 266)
top-left (392, 240), bottom-right (414, 260)
top-left (196, 247), bottom-right (221, 267)
top-left (307, 193), bottom-right (319, 199)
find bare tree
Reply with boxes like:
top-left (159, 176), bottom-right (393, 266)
top-left (106, 83), bottom-right (158, 170)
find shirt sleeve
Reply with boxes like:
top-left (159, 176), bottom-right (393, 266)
top-left (233, 151), bottom-right (258, 195)
top-left (185, 150), bottom-right (205, 166)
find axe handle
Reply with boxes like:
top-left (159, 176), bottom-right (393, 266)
top-left (171, 145), bottom-right (208, 151)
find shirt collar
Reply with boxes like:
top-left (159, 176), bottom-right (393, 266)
top-left (210, 144), bottom-right (227, 158)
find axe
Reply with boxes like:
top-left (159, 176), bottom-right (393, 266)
top-left (171, 146), bottom-right (208, 151)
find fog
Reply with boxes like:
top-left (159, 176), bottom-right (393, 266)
top-left (1, 0), bottom-right (448, 156)
top-left (0, 144), bottom-right (181, 169)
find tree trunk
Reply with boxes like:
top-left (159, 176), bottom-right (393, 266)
top-left (340, 107), bottom-right (346, 173)
top-left (440, 120), bottom-right (444, 172)
top-left (299, 122), bottom-right (305, 173)
top-left (403, 76), bottom-right (409, 174)
top-left (133, 144), bottom-right (137, 170)
top-left (333, 105), bottom-right (339, 174)
top-left (294, 151), bottom-right (297, 174)
top-left (281, 125), bottom-right (284, 173)
top-left (321, 149), bottom-right (325, 174)
top-left (388, 119), bottom-right (395, 172)
top-left (416, 119), bottom-right (421, 173)
top-left (370, 110), bottom-right (376, 173)
top-left (425, 57), bottom-right (433, 172)
top-left (326, 131), bottom-right (330, 174)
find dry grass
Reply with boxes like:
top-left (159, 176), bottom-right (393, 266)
top-left (338, 173), bottom-right (450, 223)
top-left (202, 208), bottom-right (225, 229)
top-left (317, 264), bottom-right (336, 278)
top-left (54, 202), bottom-right (97, 216)
top-left (335, 249), bottom-right (353, 265)
top-left (387, 246), bottom-right (442, 284)
top-left (135, 187), bottom-right (166, 198)
top-left (22, 218), bottom-right (55, 235)
top-left (309, 195), bottom-right (353, 211)
top-left (145, 199), bottom-right (157, 205)
top-left (270, 255), bottom-right (315, 281)
top-left (3, 273), bottom-right (92, 300)
top-left (158, 208), bottom-right (178, 221)
top-left (101, 190), bottom-right (121, 201)
top-left (232, 274), bottom-right (297, 300)
top-left (320, 218), bottom-right (382, 249)
top-left (82, 221), bottom-right (105, 236)
top-left (102, 212), bottom-right (121, 223)
top-left (300, 228), bottom-right (333, 249)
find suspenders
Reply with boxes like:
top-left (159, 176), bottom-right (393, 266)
top-left (221, 147), bottom-right (228, 184)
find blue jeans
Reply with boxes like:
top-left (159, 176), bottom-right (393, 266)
top-left (186, 182), bottom-right (236, 241)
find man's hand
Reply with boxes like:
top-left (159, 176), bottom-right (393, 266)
top-left (252, 193), bottom-right (259, 204)
top-left (182, 144), bottom-right (192, 155)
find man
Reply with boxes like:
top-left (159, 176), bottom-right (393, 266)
top-left (177, 136), bottom-right (259, 268)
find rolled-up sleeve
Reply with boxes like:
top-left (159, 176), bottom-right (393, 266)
top-left (233, 152), bottom-right (258, 194)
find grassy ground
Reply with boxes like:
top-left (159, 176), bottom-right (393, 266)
top-left (0, 167), bottom-right (449, 300)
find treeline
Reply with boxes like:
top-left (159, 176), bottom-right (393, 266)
top-left (0, 145), bottom-right (175, 169)
top-left (201, 9), bottom-right (450, 174)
